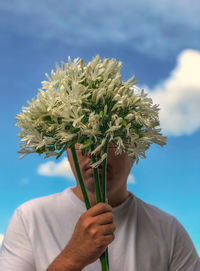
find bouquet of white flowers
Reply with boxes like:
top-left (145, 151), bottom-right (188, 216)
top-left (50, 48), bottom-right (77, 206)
top-left (16, 55), bottom-right (166, 270)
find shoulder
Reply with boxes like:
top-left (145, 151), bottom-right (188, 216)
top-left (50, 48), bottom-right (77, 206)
top-left (135, 196), bottom-right (175, 224)
top-left (16, 189), bottom-right (68, 219)
top-left (133, 195), bottom-right (184, 240)
top-left (130, 195), bottom-right (200, 268)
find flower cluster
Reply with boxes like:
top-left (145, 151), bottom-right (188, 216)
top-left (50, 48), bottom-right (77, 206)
top-left (16, 55), bottom-right (166, 167)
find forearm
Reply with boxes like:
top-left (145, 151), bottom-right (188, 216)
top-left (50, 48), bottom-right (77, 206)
top-left (46, 251), bottom-right (82, 271)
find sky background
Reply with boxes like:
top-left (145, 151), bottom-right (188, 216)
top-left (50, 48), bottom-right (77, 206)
top-left (0, 0), bottom-right (200, 255)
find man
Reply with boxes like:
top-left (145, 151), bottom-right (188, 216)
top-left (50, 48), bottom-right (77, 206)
top-left (0, 142), bottom-right (199, 270)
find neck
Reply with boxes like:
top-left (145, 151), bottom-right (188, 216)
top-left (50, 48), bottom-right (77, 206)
top-left (72, 185), bottom-right (130, 208)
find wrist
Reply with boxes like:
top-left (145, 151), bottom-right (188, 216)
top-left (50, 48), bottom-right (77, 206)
top-left (46, 252), bottom-right (83, 271)
top-left (61, 247), bottom-right (84, 271)
top-left (63, 255), bottom-right (83, 271)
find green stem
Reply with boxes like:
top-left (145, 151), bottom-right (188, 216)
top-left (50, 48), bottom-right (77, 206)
top-left (90, 141), bottom-right (110, 271)
top-left (105, 249), bottom-right (109, 270)
top-left (70, 145), bottom-right (91, 210)
top-left (102, 138), bottom-right (109, 202)
top-left (90, 143), bottom-right (102, 203)
top-left (102, 138), bottom-right (110, 269)
top-left (100, 254), bottom-right (109, 270)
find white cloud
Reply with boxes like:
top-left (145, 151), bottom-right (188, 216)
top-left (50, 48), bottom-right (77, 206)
top-left (127, 174), bottom-right (136, 184)
top-left (146, 49), bottom-right (200, 136)
top-left (37, 157), bottom-right (74, 179)
top-left (1, 1), bottom-right (200, 58)
top-left (0, 234), bottom-right (4, 248)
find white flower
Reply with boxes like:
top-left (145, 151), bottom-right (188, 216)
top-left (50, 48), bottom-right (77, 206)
top-left (16, 55), bottom-right (166, 167)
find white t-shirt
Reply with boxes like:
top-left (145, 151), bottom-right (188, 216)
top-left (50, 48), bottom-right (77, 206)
top-left (0, 186), bottom-right (199, 271)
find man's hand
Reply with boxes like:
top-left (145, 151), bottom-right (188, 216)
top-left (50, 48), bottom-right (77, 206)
top-left (62, 202), bottom-right (116, 270)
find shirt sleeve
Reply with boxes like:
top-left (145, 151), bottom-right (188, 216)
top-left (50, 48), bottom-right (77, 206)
top-left (0, 208), bottom-right (36, 271)
top-left (169, 217), bottom-right (200, 271)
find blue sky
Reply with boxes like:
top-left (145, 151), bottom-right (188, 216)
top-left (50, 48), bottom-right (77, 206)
top-left (0, 0), bottom-right (200, 254)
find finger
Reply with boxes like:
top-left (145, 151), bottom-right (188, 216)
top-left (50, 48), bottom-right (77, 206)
top-left (95, 212), bottom-right (114, 225)
top-left (87, 202), bottom-right (112, 217)
top-left (100, 224), bottom-right (116, 236)
top-left (101, 233), bottom-right (115, 245)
